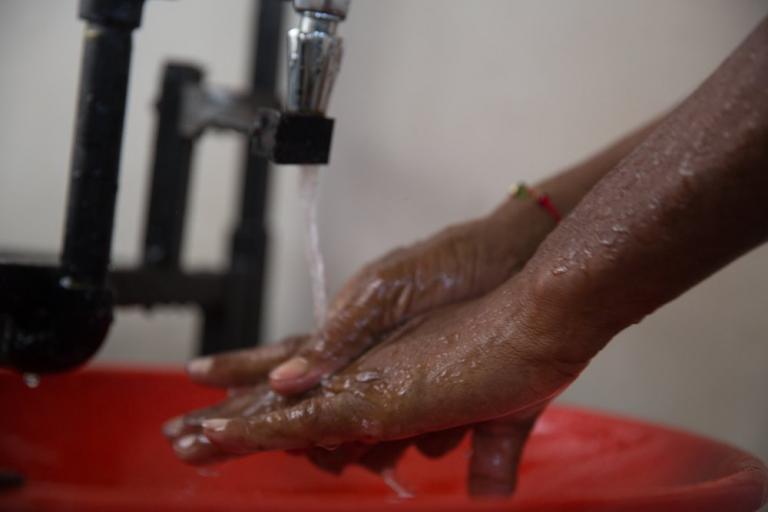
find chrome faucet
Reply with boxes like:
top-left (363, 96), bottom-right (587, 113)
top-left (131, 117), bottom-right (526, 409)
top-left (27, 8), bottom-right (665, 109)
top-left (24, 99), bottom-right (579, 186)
top-left (287, 0), bottom-right (350, 113)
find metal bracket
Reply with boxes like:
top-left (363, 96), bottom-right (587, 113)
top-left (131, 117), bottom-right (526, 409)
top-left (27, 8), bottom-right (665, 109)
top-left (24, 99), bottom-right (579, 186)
top-left (179, 83), bottom-right (275, 138)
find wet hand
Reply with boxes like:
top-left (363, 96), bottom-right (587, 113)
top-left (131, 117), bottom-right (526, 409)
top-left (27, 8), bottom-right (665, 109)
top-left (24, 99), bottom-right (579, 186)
top-left (187, 209), bottom-right (550, 396)
top-left (165, 278), bottom-right (591, 494)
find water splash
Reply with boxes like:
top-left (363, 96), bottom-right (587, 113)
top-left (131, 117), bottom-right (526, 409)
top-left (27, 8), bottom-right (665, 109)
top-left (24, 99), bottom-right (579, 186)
top-left (300, 166), bottom-right (328, 327)
top-left (23, 373), bottom-right (40, 389)
top-left (381, 468), bottom-right (413, 499)
top-left (196, 467), bottom-right (220, 478)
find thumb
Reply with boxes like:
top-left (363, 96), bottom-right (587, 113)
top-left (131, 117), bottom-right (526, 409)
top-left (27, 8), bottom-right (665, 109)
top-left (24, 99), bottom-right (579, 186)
top-left (269, 277), bottom-right (414, 394)
top-left (186, 335), bottom-right (306, 388)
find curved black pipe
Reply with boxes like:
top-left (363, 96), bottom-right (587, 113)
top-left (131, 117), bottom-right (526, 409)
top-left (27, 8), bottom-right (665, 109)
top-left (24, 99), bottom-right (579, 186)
top-left (0, 0), bottom-right (144, 373)
top-left (62, 0), bottom-right (145, 287)
top-left (0, 265), bottom-right (112, 373)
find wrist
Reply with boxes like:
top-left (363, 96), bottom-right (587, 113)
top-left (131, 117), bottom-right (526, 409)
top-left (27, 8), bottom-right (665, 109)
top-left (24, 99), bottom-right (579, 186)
top-left (481, 197), bottom-right (559, 266)
top-left (510, 263), bottom-right (618, 366)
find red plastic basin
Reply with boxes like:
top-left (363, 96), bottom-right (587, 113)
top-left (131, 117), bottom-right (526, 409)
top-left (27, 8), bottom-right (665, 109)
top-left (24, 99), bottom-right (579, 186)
top-left (1, 366), bottom-right (766, 511)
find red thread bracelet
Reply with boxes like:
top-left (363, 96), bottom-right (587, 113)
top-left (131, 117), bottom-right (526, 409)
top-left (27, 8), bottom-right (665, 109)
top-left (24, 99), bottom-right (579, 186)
top-left (510, 182), bottom-right (562, 223)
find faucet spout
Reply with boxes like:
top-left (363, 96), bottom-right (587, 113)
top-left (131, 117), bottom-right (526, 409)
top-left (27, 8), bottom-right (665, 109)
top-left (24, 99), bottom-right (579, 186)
top-left (286, 1), bottom-right (349, 113)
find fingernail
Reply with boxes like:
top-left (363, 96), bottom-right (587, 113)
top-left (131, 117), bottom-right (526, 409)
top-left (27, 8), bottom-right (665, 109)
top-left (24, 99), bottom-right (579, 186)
top-left (202, 419), bottom-right (230, 433)
top-left (187, 357), bottom-right (213, 375)
top-left (175, 434), bottom-right (197, 451)
top-left (162, 416), bottom-right (184, 437)
top-left (270, 357), bottom-right (308, 381)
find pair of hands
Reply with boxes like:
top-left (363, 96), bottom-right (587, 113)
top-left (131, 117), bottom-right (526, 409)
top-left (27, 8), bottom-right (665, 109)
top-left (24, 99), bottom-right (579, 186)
top-left (164, 15), bottom-right (768, 495)
top-left (163, 204), bottom-right (589, 496)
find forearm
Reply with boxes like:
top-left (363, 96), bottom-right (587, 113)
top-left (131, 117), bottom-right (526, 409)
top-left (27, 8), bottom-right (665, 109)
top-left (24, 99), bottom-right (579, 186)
top-left (491, 117), bottom-right (661, 226)
top-left (276, 114), bottom-right (661, 387)
top-left (518, 17), bottom-right (768, 359)
top-left (471, 116), bottom-right (661, 292)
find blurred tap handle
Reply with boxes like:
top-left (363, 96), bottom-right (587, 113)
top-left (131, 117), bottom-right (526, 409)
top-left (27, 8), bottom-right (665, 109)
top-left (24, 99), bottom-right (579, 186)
top-left (290, 0), bottom-right (350, 20)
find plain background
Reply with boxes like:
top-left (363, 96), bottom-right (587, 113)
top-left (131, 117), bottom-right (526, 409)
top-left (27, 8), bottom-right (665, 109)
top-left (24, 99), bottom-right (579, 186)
top-left (1, 0), bottom-right (766, 468)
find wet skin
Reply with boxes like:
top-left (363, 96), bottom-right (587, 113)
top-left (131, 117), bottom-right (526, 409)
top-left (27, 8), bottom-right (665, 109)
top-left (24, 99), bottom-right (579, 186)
top-left (165, 17), bottom-right (768, 496)
top-left (165, 287), bottom-right (565, 495)
top-left (164, 121), bottom-right (653, 493)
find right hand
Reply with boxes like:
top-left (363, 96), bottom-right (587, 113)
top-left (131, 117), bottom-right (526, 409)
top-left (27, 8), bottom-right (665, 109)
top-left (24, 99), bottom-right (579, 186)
top-left (167, 275), bottom-right (591, 495)
top-left (188, 205), bottom-right (552, 395)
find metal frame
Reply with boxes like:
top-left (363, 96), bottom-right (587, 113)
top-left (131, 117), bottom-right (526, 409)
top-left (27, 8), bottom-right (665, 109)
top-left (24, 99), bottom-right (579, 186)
top-left (0, 0), bottom-right (310, 371)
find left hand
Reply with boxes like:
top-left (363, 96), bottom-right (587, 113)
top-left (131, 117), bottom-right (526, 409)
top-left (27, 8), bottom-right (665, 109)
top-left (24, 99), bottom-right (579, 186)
top-left (164, 276), bottom-right (593, 495)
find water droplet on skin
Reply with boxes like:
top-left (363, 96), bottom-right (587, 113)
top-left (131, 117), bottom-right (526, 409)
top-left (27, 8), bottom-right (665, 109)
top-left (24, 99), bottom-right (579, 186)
top-left (360, 418), bottom-right (383, 437)
top-left (287, 408), bottom-right (306, 421)
top-left (551, 266), bottom-right (568, 276)
top-left (23, 373), bottom-right (40, 389)
top-left (319, 443), bottom-right (340, 451)
top-left (598, 233), bottom-right (616, 246)
top-left (611, 224), bottom-right (628, 234)
top-left (678, 153), bottom-right (694, 177)
top-left (355, 371), bottom-right (381, 383)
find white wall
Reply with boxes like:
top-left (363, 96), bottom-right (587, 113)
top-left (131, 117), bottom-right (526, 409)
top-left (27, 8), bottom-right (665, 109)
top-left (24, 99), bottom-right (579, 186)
top-left (1, 1), bottom-right (766, 464)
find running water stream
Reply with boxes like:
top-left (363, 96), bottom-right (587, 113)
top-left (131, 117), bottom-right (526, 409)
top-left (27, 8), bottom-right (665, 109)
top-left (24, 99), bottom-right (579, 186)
top-left (298, 166), bottom-right (412, 498)
top-left (300, 166), bottom-right (328, 327)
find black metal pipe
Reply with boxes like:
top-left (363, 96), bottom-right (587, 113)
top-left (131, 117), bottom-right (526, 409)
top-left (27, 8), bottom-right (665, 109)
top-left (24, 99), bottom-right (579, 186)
top-left (110, 269), bottom-right (224, 308)
top-left (0, 0), bottom-right (145, 373)
top-left (0, 264), bottom-right (112, 373)
top-left (142, 64), bottom-right (203, 270)
top-left (234, 0), bottom-right (283, 270)
top-left (61, 0), bottom-right (145, 287)
top-left (201, 0), bottom-right (284, 354)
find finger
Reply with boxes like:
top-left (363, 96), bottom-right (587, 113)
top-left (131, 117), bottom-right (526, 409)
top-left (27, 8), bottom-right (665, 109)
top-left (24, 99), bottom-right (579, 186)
top-left (187, 335), bottom-right (306, 388)
top-left (172, 433), bottom-right (233, 466)
top-left (415, 427), bottom-right (467, 459)
top-left (162, 384), bottom-right (279, 441)
top-left (468, 416), bottom-right (538, 497)
top-left (202, 393), bottom-right (375, 453)
top-left (162, 403), bottom-right (237, 441)
top-left (270, 279), bottom-right (405, 395)
top-left (162, 415), bottom-right (189, 439)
